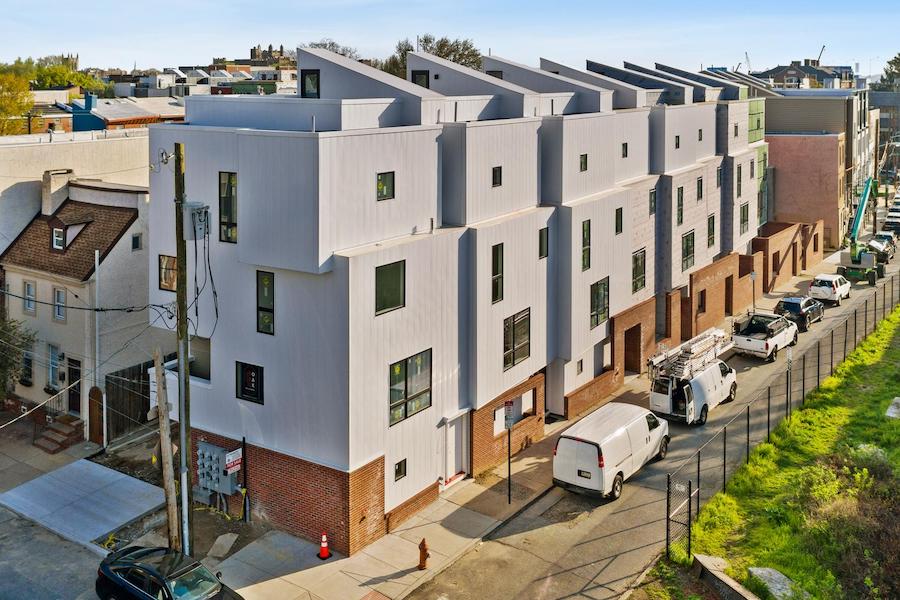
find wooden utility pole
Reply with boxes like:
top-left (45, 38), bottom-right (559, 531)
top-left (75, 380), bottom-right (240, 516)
top-left (154, 348), bottom-right (181, 551)
top-left (174, 142), bottom-right (194, 555)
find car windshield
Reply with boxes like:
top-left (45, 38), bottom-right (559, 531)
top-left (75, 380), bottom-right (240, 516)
top-left (780, 300), bottom-right (803, 314)
top-left (811, 279), bottom-right (833, 287)
top-left (167, 565), bottom-right (221, 600)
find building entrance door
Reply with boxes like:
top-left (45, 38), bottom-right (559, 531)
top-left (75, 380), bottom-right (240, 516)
top-left (67, 359), bottom-right (82, 414)
top-left (445, 417), bottom-right (466, 488)
top-left (624, 324), bottom-right (642, 374)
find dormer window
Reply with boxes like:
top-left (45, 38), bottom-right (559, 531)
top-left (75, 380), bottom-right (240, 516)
top-left (52, 228), bottom-right (64, 250)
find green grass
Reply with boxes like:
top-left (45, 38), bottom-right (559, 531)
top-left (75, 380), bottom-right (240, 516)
top-left (675, 306), bottom-right (900, 599)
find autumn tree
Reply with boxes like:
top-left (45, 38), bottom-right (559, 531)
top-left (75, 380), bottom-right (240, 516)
top-left (0, 73), bottom-right (33, 136)
top-left (0, 318), bottom-right (36, 390)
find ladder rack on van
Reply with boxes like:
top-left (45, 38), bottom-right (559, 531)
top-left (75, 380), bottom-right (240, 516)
top-left (648, 328), bottom-right (733, 381)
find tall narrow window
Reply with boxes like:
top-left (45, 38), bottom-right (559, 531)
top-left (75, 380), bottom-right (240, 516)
top-left (681, 230), bottom-right (695, 271)
top-left (159, 255), bottom-right (177, 292)
top-left (375, 260), bottom-right (405, 315)
top-left (733, 123), bottom-right (739, 138)
top-left (698, 128), bottom-right (703, 141)
top-left (538, 227), bottom-right (549, 259)
top-left (52, 287), bottom-right (66, 321)
top-left (23, 281), bottom-right (36, 314)
top-left (590, 278), bottom-right (609, 328)
top-left (632, 249), bottom-right (646, 293)
top-left (256, 271), bottom-right (274, 335)
top-left (675, 135), bottom-right (681, 149)
top-left (581, 220), bottom-right (591, 271)
top-left (377, 171), bottom-right (395, 201)
top-left (52, 228), bottom-right (64, 250)
top-left (615, 207), bottom-right (623, 235)
top-left (21, 349), bottom-right (33, 385)
top-left (492, 166), bottom-right (503, 187)
top-left (48, 344), bottom-right (60, 390)
top-left (707, 214), bottom-right (715, 247)
top-left (621, 143), bottom-right (628, 158)
top-left (696, 177), bottom-right (703, 201)
top-left (300, 69), bottom-right (320, 98)
top-left (750, 159), bottom-right (755, 179)
top-left (579, 154), bottom-right (588, 172)
top-left (677, 187), bottom-right (684, 225)
top-left (389, 349), bottom-right (432, 425)
top-left (503, 309), bottom-right (530, 370)
top-left (716, 166), bottom-right (722, 188)
top-left (491, 243), bottom-right (504, 303)
top-left (737, 164), bottom-right (743, 198)
top-left (219, 172), bottom-right (237, 243)
top-left (649, 188), bottom-right (657, 215)
top-left (740, 203), bottom-right (750, 234)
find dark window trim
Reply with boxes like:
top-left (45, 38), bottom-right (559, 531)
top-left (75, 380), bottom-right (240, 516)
top-left (707, 214), bottom-right (716, 248)
top-left (219, 171), bottom-right (238, 243)
top-left (615, 207), bottom-right (623, 235)
top-left (492, 166), bottom-right (503, 188)
top-left (632, 248), bottom-right (646, 293)
top-left (579, 153), bottom-right (588, 172)
top-left (491, 243), bottom-right (504, 304)
top-left (411, 70), bottom-right (430, 88)
top-left (538, 227), bottom-right (549, 259)
top-left (582, 219), bottom-right (591, 271)
top-left (389, 348), bottom-right (433, 426)
top-left (377, 171), bottom-right (395, 201)
top-left (394, 459), bottom-right (407, 480)
top-left (649, 188), bottom-right (657, 215)
top-left (681, 230), bottom-right (695, 271)
top-left (300, 69), bottom-right (320, 98)
top-left (375, 260), bottom-right (406, 316)
top-left (256, 270), bottom-right (274, 335)
top-left (503, 308), bottom-right (531, 371)
top-left (590, 277), bottom-right (610, 328)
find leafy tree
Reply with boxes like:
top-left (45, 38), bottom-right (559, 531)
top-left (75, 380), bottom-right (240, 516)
top-left (0, 74), bottom-right (33, 136)
top-left (0, 318), bottom-right (36, 391)
top-left (873, 53), bottom-right (900, 91)
top-left (378, 34), bottom-right (482, 78)
top-left (302, 38), bottom-right (359, 60)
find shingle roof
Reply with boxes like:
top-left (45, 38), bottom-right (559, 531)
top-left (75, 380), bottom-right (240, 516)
top-left (0, 200), bottom-right (137, 281)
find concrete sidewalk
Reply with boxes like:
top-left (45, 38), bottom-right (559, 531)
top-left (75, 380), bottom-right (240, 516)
top-left (215, 384), bottom-right (646, 600)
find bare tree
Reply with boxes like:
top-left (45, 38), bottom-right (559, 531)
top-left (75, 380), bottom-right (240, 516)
top-left (378, 34), bottom-right (481, 79)
top-left (301, 38), bottom-right (360, 60)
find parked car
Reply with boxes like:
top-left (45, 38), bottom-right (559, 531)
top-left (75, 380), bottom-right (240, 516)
top-left (867, 239), bottom-right (894, 263)
top-left (774, 296), bottom-right (825, 332)
top-left (732, 312), bottom-right (798, 361)
top-left (96, 546), bottom-right (243, 600)
top-left (808, 273), bottom-right (852, 305)
top-left (874, 230), bottom-right (898, 251)
top-left (882, 218), bottom-right (900, 232)
top-left (651, 359), bottom-right (736, 426)
top-left (553, 402), bottom-right (669, 500)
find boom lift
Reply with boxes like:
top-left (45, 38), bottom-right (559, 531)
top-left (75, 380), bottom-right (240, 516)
top-left (839, 177), bottom-right (884, 285)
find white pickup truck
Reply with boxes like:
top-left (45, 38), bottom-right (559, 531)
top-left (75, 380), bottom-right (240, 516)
top-left (732, 312), bottom-right (798, 361)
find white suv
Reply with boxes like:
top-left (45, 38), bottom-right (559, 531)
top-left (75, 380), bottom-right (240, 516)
top-left (809, 273), bottom-right (851, 305)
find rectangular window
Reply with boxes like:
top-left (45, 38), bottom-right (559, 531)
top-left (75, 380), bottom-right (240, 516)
top-left (698, 128), bottom-right (703, 141)
top-left (485, 70), bottom-right (503, 80)
top-left (52, 288), bottom-right (66, 321)
top-left (491, 243), bottom-right (504, 303)
top-left (677, 187), bottom-right (684, 225)
top-left (696, 177), bottom-right (703, 201)
top-left (411, 70), bottom-right (430, 88)
top-left (576, 359), bottom-right (583, 375)
top-left (579, 153), bottom-right (588, 172)
top-left (503, 309), bottom-right (530, 370)
top-left (649, 189), bottom-right (657, 215)
top-left (737, 164), bottom-right (742, 198)
top-left (158, 255), bottom-right (177, 292)
top-left (389, 349), bottom-right (432, 425)
top-left (734, 123), bottom-right (739, 138)
top-left (707, 214), bottom-right (715, 247)
top-left (621, 142), bottom-right (628, 158)
top-left (681, 230), bottom-right (695, 271)
top-left (23, 281), bottom-right (35, 314)
top-left (615, 207), bottom-right (623, 235)
top-left (698, 290), bottom-right (707, 314)
top-left (236, 362), bottom-right (264, 404)
top-left (394, 459), bottom-right (407, 481)
top-left (590, 278), bottom-right (609, 328)
top-left (21, 349), bottom-right (33, 385)
top-left (740, 203), bottom-right (750, 234)
top-left (716, 166), bottom-right (722, 188)
top-left (492, 166), bottom-right (502, 187)
top-left (52, 228), bottom-right (64, 250)
top-left (538, 227), bottom-right (548, 259)
top-left (581, 220), bottom-right (591, 271)
top-left (48, 344), bottom-right (60, 390)
top-left (377, 171), bottom-right (395, 201)
top-left (375, 260), bottom-right (405, 315)
top-left (131, 233), bottom-right (142, 251)
top-left (632, 249), bottom-right (646, 293)
top-left (675, 135), bottom-right (681, 149)
top-left (300, 69), bottom-right (320, 98)
top-left (256, 271), bottom-right (274, 335)
top-left (219, 172), bottom-right (238, 242)
top-left (750, 159), bottom-right (755, 179)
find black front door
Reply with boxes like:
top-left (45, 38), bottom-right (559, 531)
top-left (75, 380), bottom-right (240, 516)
top-left (67, 359), bottom-right (81, 414)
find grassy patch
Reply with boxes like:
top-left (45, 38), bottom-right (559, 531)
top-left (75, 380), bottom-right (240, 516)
top-left (630, 561), bottom-right (712, 600)
top-left (682, 307), bottom-right (900, 599)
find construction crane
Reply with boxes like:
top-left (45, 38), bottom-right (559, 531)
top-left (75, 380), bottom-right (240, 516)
top-left (817, 45), bottom-right (826, 63)
top-left (745, 52), bottom-right (752, 74)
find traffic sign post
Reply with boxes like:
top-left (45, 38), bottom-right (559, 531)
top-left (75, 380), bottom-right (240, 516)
top-left (504, 400), bottom-right (514, 504)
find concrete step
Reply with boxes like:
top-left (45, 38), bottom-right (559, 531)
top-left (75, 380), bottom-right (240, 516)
top-left (48, 418), bottom-right (83, 438)
top-left (42, 430), bottom-right (69, 445)
top-left (34, 436), bottom-right (63, 455)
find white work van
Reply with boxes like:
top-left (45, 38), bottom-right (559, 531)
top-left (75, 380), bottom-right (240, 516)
top-left (552, 403), bottom-right (669, 500)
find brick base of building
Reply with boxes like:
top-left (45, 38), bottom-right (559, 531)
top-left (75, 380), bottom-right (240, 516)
top-left (470, 372), bottom-right (546, 476)
top-left (386, 482), bottom-right (440, 532)
top-left (190, 429), bottom-right (386, 555)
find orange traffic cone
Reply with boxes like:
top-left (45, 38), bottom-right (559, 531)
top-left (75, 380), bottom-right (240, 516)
top-left (318, 531), bottom-right (331, 560)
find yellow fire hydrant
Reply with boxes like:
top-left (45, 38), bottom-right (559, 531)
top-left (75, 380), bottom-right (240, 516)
top-left (418, 538), bottom-right (430, 570)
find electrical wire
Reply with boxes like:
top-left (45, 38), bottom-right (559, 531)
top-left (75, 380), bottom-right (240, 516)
top-left (0, 289), bottom-right (172, 313)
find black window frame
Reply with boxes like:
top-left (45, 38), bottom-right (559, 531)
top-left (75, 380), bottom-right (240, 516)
top-left (256, 270), bottom-right (274, 335)
top-left (737, 164), bottom-right (743, 197)
top-left (697, 177), bottom-right (703, 201)
top-left (131, 233), bottom-right (142, 251)
top-left (615, 207), bottom-right (623, 235)
top-left (579, 153), bottom-right (588, 172)
top-left (411, 70), bottom-right (430, 88)
top-left (394, 459), bottom-right (407, 480)
top-left (300, 69), bottom-right (320, 98)
top-left (503, 308), bottom-right (531, 371)
top-left (750, 159), bottom-right (755, 179)
top-left (219, 171), bottom-right (238, 243)
top-left (677, 187), bottom-right (684, 225)
top-left (698, 128), bottom-right (703, 141)
top-left (377, 171), bottom-right (395, 201)
top-left (681, 230), bottom-right (695, 271)
top-left (389, 348), bottom-right (433, 426)
top-left (716, 166), bottom-right (722, 188)
top-left (581, 219), bottom-right (591, 271)
top-left (375, 260), bottom-right (406, 315)
top-left (632, 248), bottom-right (646, 293)
top-left (734, 123), bottom-right (739, 138)
top-left (492, 166), bottom-right (503, 188)
top-left (538, 227), bottom-right (549, 259)
top-left (649, 188), bottom-right (657, 215)
top-left (740, 202), bottom-right (750, 234)
top-left (698, 289), bottom-right (707, 314)
top-left (621, 142), bottom-right (628, 158)
top-left (590, 277), bottom-right (609, 329)
top-left (158, 255), bottom-right (177, 292)
top-left (236, 361), bottom-right (264, 404)
top-left (491, 243), bottom-right (504, 304)
top-left (707, 214), bottom-right (715, 248)
top-left (675, 135), bottom-right (681, 149)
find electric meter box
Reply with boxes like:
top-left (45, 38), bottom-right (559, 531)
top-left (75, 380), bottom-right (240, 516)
top-left (196, 441), bottom-right (239, 495)
top-left (183, 202), bottom-right (209, 240)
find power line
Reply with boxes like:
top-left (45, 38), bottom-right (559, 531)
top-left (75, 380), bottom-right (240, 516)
top-left (0, 288), bottom-right (173, 314)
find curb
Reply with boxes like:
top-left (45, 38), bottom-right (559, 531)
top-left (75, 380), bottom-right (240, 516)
top-left (0, 501), bottom-right (109, 558)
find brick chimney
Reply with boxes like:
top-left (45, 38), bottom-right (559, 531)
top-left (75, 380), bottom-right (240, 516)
top-left (41, 169), bottom-right (73, 216)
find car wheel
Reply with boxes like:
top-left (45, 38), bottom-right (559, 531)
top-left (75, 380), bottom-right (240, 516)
top-left (656, 437), bottom-right (669, 460)
top-left (769, 346), bottom-right (779, 362)
top-left (697, 405), bottom-right (708, 426)
top-left (791, 331), bottom-right (799, 346)
top-left (610, 473), bottom-right (624, 500)
top-left (836, 294), bottom-right (842, 306)
top-left (802, 315), bottom-right (810, 332)
top-left (728, 383), bottom-right (737, 403)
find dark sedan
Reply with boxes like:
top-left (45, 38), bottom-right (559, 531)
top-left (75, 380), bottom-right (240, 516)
top-left (774, 296), bottom-right (825, 332)
top-left (96, 546), bottom-right (243, 600)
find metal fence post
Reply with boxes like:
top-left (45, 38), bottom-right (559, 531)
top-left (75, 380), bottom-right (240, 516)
top-left (687, 479), bottom-right (693, 558)
top-left (723, 426), bottom-right (727, 493)
top-left (854, 307), bottom-right (858, 345)
top-left (746, 405), bottom-right (750, 463)
top-left (830, 329), bottom-right (834, 375)
top-left (696, 451), bottom-right (701, 517)
top-left (802, 354), bottom-right (806, 403)
top-left (865, 299), bottom-right (870, 336)
top-left (844, 318), bottom-right (848, 360)
top-left (665, 473), bottom-right (671, 560)
top-left (767, 387), bottom-right (771, 442)
top-left (817, 340), bottom-right (822, 385)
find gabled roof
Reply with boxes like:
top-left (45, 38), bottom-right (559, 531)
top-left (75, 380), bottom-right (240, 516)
top-left (0, 200), bottom-right (137, 281)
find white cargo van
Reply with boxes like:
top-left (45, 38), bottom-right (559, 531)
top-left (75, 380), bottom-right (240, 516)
top-left (552, 403), bottom-right (669, 500)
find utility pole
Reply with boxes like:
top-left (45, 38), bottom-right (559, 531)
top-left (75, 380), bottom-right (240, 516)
top-left (154, 348), bottom-right (181, 551)
top-left (174, 142), bottom-right (194, 555)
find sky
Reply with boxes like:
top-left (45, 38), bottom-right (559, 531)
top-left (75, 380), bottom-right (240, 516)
top-left (0, 0), bottom-right (897, 75)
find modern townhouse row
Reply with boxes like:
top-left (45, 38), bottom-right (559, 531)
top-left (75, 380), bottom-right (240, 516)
top-left (146, 48), bottom-right (823, 555)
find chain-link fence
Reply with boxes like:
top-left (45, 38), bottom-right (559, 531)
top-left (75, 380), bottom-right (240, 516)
top-left (666, 273), bottom-right (900, 560)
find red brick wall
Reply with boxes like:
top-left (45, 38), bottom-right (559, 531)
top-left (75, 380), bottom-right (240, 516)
top-left (470, 373), bottom-right (545, 476)
top-left (191, 429), bottom-right (385, 555)
top-left (565, 369), bottom-right (618, 420)
top-left (752, 221), bottom-right (823, 294)
top-left (386, 482), bottom-right (439, 532)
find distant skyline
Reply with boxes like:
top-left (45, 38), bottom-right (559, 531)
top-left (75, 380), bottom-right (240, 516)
top-left (1, 0), bottom-right (897, 76)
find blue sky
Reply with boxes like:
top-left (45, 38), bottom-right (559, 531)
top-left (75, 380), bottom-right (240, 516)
top-left (0, 0), bottom-right (897, 75)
